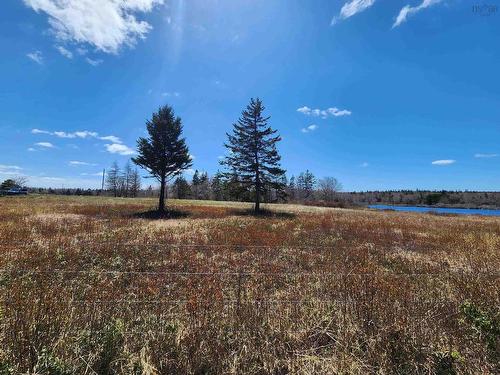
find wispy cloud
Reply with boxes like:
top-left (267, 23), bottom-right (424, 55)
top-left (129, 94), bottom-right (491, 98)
top-left (99, 135), bottom-right (121, 143)
top-left (76, 47), bottom-right (88, 55)
top-left (25, 175), bottom-right (103, 189)
top-left (55, 130), bottom-right (97, 139)
top-left (161, 91), bottom-right (180, 97)
top-left (0, 165), bottom-right (23, 176)
top-left (0, 165), bottom-right (22, 171)
top-left (35, 142), bottom-right (54, 148)
top-left (27, 50), bottom-right (43, 64)
top-left (0, 173), bottom-right (102, 188)
top-left (55, 45), bottom-right (73, 59)
top-left (85, 57), bottom-right (103, 66)
top-left (69, 161), bottom-right (97, 166)
top-left (81, 172), bottom-right (104, 176)
top-left (23, 0), bottom-right (164, 54)
top-left (297, 106), bottom-right (352, 119)
top-left (32, 128), bottom-right (134, 156)
top-left (393, 0), bottom-right (443, 28)
top-left (360, 162), bottom-right (369, 168)
top-left (431, 159), bottom-right (455, 166)
top-left (474, 153), bottom-right (497, 158)
top-left (31, 128), bottom-right (51, 135)
top-left (105, 143), bottom-right (135, 156)
top-left (332, 0), bottom-right (376, 25)
top-left (32, 128), bottom-right (119, 142)
top-left (301, 124), bottom-right (318, 133)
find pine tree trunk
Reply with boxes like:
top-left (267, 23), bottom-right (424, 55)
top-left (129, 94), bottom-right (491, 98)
top-left (159, 176), bottom-right (166, 213)
top-left (255, 171), bottom-right (261, 213)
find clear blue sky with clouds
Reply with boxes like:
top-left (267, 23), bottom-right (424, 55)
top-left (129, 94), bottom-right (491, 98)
top-left (0, 0), bottom-right (499, 190)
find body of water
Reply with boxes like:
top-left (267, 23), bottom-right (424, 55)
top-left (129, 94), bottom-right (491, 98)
top-left (368, 205), bottom-right (500, 217)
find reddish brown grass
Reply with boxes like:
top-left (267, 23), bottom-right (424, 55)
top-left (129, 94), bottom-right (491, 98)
top-left (0, 195), bottom-right (499, 374)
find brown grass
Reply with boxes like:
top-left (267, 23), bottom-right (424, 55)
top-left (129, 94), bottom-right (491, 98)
top-left (0, 195), bottom-right (499, 374)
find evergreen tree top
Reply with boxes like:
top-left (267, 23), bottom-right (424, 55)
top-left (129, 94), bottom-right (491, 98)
top-left (222, 98), bottom-right (285, 187)
top-left (132, 105), bottom-right (192, 182)
top-left (221, 97), bottom-right (286, 207)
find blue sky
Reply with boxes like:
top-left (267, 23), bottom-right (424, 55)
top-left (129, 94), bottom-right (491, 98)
top-left (0, 0), bottom-right (499, 191)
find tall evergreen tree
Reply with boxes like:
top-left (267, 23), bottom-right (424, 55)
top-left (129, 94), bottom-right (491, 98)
top-left (222, 98), bottom-right (286, 212)
top-left (211, 171), bottom-right (224, 201)
top-left (288, 175), bottom-right (296, 201)
top-left (297, 170), bottom-right (316, 200)
top-left (198, 172), bottom-right (210, 200)
top-left (132, 105), bottom-right (192, 213)
top-left (224, 169), bottom-right (247, 202)
top-left (191, 170), bottom-right (200, 199)
top-left (172, 176), bottom-right (191, 199)
top-left (130, 168), bottom-right (141, 197)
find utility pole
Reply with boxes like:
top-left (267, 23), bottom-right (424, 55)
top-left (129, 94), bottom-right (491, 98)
top-left (101, 168), bottom-right (105, 193)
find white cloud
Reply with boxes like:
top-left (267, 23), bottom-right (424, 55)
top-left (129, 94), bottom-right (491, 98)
top-left (332, 0), bottom-right (376, 25)
top-left (99, 135), bottom-right (122, 143)
top-left (53, 130), bottom-right (97, 138)
top-left (85, 57), bottom-right (103, 66)
top-left (297, 106), bottom-right (352, 119)
top-left (32, 128), bottom-right (51, 135)
top-left (23, 0), bottom-right (164, 54)
top-left (0, 165), bottom-right (23, 176)
top-left (360, 162), bottom-right (369, 167)
top-left (0, 165), bottom-right (22, 170)
top-left (55, 45), bottom-right (73, 58)
top-left (474, 153), bottom-right (497, 158)
top-left (76, 47), bottom-right (88, 55)
top-left (75, 130), bottom-right (99, 138)
top-left (31, 128), bottom-right (133, 156)
top-left (297, 106), bottom-right (312, 115)
top-left (161, 91), bottom-right (180, 97)
top-left (27, 147), bottom-right (37, 152)
top-left (393, 0), bottom-right (443, 28)
top-left (431, 159), bottom-right (455, 166)
top-left (105, 143), bottom-right (135, 155)
top-left (32, 128), bottom-right (121, 143)
top-left (69, 161), bottom-right (97, 166)
top-left (27, 175), bottom-right (103, 188)
top-left (301, 124), bottom-right (318, 133)
top-left (80, 172), bottom-right (104, 176)
top-left (27, 50), bottom-right (43, 64)
top-left (328, 108), bottom-right (352, 117)
top-left (32, 173), bottom-right (104, 187)
top-left (35, 142), bottom-right (54, 148)
top-left (0, 165), bottom-right (23, 178)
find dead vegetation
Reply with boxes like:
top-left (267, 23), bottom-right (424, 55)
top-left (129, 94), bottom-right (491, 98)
top-left (0, 195), bottom-right (499, 374)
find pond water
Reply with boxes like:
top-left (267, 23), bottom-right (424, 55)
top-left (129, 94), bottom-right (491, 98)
top-left (368, 205), bottom-right (500, 217)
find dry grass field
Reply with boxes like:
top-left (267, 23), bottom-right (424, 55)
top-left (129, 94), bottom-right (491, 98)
top-left (0, 195), bottom-right (499, 374)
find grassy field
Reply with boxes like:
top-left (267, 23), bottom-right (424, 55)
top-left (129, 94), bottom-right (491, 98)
top-left (0, 195), bottom-right (499, 374)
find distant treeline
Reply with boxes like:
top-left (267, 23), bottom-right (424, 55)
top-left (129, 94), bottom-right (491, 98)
top-left (333, 190), bottom-right (500, 208)
top-left (24, 167), bottom-right (500, 208)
